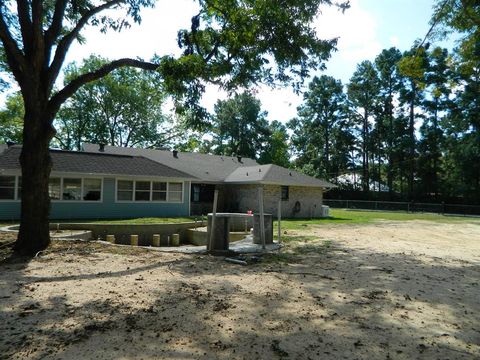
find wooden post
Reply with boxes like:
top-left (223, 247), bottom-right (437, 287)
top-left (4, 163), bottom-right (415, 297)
top-left (258, 187), bottom-right (266, 250)
top-left (152, 234), bottom-right (160, 247)
top-left (171, 233), bottom-right (180, 246)
top-left (277, 200), bottom-right (281, 244)
top-left (209, 189), bottom-right (219, 251)
top-left (130, 235), bottom-right (138, 246)
top-left (106, 235), bottom-right (115, 244)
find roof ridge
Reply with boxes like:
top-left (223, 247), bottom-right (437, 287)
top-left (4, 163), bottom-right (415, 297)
top-left (83, 143), bottom-right (259, 163)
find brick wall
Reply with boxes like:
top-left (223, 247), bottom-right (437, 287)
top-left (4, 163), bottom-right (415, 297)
top-left (225, 184), bottom-right (324, 218)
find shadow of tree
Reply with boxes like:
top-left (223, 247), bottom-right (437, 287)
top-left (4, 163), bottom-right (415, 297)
top-left (0, 237), bottom-right (479, 359)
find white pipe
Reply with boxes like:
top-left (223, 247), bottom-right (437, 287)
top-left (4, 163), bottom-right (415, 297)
top-left (277, 199), bottom-right (281, 244)
top-left (209, 189), bottom-right (219, 251)
top-left (258, 186), bottom-right (266, 250)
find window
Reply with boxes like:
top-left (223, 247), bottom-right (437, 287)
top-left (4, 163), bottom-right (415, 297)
top-left (135, 181), bottom-right (151, 201)
top-left (152, 182), bottom-right (167, 201)
top-left (116, 180), bottom-right (184, 202)
top-left (49, 178), bottom-right (61, 200)
top-left (117, 180), bottom-right (133, 201)
top-left (0, 176), bottom-right (15, 200)
top-left (17, 176), bottom-right (22, 200)
top-left (83, 178), bottom-right (102, 201)
top-left (192, 185), bottom-right (200, 202)
top-left (281, 186), bottom-right (289, 201)
top-left (168, 182), bottom-right (183, 202)
top-left (63, 178), bottom-right (82, 200)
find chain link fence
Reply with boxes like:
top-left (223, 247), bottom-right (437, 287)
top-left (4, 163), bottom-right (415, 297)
top-left (323, 199), bottom-right (480, 216)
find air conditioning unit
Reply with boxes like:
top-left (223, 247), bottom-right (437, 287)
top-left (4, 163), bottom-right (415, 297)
top-left (321, 205), bottom-right (330, 218)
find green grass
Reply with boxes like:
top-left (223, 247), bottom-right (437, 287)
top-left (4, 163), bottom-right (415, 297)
top-left (275, 208), bottom-right (480, 230)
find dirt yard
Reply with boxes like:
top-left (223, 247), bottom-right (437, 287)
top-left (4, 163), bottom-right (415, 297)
top-left (0, 220), bottom-right (479, 359)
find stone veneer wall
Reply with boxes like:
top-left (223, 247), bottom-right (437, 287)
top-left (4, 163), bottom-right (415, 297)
top-left (225, 184), bottom-right (324, 218)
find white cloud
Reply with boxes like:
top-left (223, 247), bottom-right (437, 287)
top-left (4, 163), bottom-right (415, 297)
top-left (67, 0), bottom-right (199, 64)
top-left (315, 0), bottom-right (382, 63)
top-left (390, 36), bottom-right (400, 47)
top-left (1, 0), bottom-right (381, 125)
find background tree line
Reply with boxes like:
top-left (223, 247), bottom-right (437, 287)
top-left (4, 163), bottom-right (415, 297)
top-left (1, 0), bottom-right (478, 207)
top-left (1, 38), bottom-right (478, 205)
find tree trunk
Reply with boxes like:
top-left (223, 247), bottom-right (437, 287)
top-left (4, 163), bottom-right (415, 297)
top-left (408, 83), bottom-right (416, 200)
top-left (362, 111), bottom-right (369, 193)
top-left (14, 107), bottom-right (55, 256)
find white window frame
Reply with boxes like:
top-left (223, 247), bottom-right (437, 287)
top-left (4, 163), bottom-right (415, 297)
top-left (167, 182), bottom-right (184, 203)
top-left (0, 175), bottom-right (17, 201)
top-left (151, 181), bottom-right (168, 202)
top-left (82, 178), bottom-right (103, 202)
top-left (134, 180), bottom-right (152, 202)
top-left (115, 178), bottom-right (185, 204)
top-left (0, 175), bottom-right (103, 202)
top-left (52, 177), bottom-right (104, 203)
top-left (48, 177), bottom-right (62, 200)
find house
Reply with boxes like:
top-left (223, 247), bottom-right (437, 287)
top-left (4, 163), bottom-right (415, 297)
top-left (0, 143), bottom-right (335, 220)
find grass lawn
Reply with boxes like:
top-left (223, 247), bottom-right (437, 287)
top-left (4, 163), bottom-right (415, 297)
top-left (3, 209), bottom-right (478, 228)
top-left (275, 208), bottom-right (480, 230)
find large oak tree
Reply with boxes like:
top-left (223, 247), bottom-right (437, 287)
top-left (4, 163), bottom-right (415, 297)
top-left (0, 0), bottom-right (348, 255)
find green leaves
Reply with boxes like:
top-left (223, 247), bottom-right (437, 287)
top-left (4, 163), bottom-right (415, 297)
top-left (55, 55), bottom-right (169, 150)
top-left (210, 92), bottom-right (270, 159)
top-left (0, 92), bottom-right (23, 143)
top-left (162, 0), bottom-right (347, 119)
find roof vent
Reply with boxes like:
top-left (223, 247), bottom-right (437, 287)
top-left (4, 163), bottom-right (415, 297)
top-left (259, 168), bottom-right (261, 172)
top-left (237, 156), bottom-right (242, 163)
top-left (99, 143), bottom-right (105, 152)
top-left (289, 172), bottom-right (292, 176)
top-left (246, 172), bottom-right (249, 176)
top-left (173, 150), bottom-right (178, 158)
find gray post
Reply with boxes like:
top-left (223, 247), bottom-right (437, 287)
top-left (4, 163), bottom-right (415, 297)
top-left (277, 200), bottom-right (281, 244)
top-left (209, 189), bottom-right (219, 251)
top-left (258, 187), bottom-right (266, 250)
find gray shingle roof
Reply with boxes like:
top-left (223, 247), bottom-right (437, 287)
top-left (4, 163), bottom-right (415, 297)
top-left (82, 143), bottom-right (259, 182)
top-left (224, 164), bottom-right (336, 188)
top-left (0, 146), bottom-right (195, 179)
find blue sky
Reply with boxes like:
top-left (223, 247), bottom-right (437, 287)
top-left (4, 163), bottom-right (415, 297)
top-left (4, 0), bottom-right (453, 123)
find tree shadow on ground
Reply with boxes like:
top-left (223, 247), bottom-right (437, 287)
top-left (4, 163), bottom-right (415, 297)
top-left (0, 237), bottom-right (479, 359)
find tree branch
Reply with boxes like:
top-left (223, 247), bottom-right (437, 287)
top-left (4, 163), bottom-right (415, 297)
top-left (16, 0), bottom-right (32, 55)
top-left (45, 0), bottom-right (68, 52)
top-left (31, 0), bottom-right (45, 71)
top-left (47, 0), bottom-right (125, 89)
top-left (0, 7), bottom-right (27, 83)
top-left (48, 58), bottom-right (159, 117)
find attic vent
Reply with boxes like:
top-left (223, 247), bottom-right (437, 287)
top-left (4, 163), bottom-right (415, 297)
top-left (237, 156), bottom-right (242, 163)
top-left (99, 143), bottom-right (105, 152)
top-left (259, 168), bottom-right (261, 172)
top-left (173, 150), bottom-right (178, 158)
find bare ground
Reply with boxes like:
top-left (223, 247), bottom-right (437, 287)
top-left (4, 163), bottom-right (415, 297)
top-left (0, 220), bottom-right (479, 360)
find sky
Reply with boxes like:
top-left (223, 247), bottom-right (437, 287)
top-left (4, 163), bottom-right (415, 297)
top-left (5, 0), bottom-right (450, 123)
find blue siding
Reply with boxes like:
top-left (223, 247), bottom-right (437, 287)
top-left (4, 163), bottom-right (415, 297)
top-left (0, 178), bottom-right (191, 220)
top-left (0, 202), bottom-right (21, 222)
